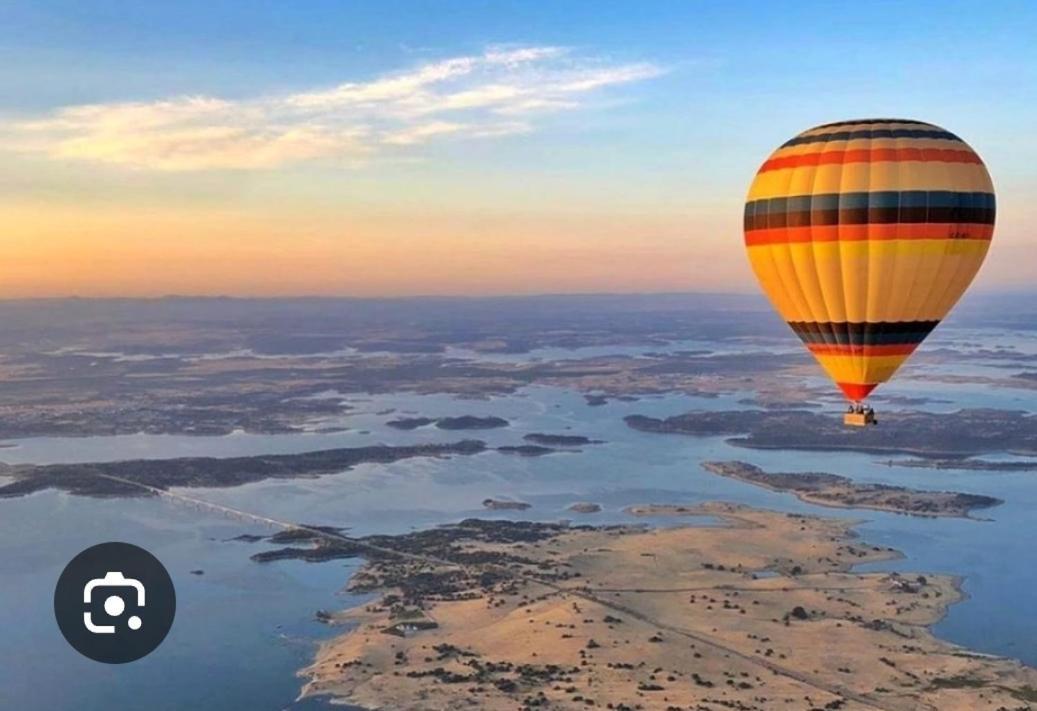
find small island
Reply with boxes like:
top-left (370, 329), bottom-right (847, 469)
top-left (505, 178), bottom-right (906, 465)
top-left (567, 502), bottom-right (602, 514)
top-left (523, 433), bottom-right (603, 447)
top-left (296, 503), bottom-right (1037, 710)
top-left (482, 498), bottom-right (531, 511)
top-left (701, 461), bottom-right (1002, 518)
top-left (584, 393), bottom-right (640, 407)
top-left (436, 415), bottom-right (510, 430)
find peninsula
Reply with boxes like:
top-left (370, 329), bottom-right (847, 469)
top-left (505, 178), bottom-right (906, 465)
top-left (296, 503), bottom-right (1037, 710)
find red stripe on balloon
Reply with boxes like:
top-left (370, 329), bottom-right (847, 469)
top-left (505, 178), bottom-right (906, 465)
top-left (808, 343), bottom-right (917, 357)
top-left (744, 222), bottom-right (993, 246)
top-left (837, 382), bottom-right (878, 401)
top-left (759, 148), bottom-right (983, 173)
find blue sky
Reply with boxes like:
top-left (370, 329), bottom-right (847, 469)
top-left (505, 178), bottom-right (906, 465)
top-left (1, 1), bottom-right (1035, 296)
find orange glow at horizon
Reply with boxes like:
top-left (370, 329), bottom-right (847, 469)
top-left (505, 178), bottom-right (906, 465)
top-left (0, 201), bottom-right (753, 297)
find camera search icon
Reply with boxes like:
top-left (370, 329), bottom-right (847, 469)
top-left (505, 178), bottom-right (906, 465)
top-left (55, 542), bottom-right (175, 664)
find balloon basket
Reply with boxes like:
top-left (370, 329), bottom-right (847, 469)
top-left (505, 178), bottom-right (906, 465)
top-left (844, 410), bottom-right (877, 427)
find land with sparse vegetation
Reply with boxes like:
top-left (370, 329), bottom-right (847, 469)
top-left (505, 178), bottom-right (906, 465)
top-left (290, 503), bottom-right (1037, 710)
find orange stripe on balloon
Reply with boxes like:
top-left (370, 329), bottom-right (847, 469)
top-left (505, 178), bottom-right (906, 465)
top-left (759, 148), bottom-right (983, 173)
top-left (744, 222), bottom-right (993, 246)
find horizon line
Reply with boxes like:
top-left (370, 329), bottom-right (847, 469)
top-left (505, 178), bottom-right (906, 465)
top-left (0, 288), bottom-right (1032, 303)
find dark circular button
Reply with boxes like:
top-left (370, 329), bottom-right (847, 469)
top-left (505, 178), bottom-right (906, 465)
top-left (54, 542), bottom-right (176, 664)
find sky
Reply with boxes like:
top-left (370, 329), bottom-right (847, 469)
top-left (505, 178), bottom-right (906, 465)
top-left (1, 0), bottom-right (1035, 298)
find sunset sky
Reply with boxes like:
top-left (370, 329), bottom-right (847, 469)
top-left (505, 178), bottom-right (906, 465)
top-left (2, 1), bottom-right (1036, 297)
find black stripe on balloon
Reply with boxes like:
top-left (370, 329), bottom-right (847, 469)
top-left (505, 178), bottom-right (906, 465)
top-left (787, 321), bottom-right (939, 347)
top-left (744, 191), bottom-right (996, 231)
top-left (812, 118), bottom-right (929, 129)
top-left (780, 128), bottom-right (962, 148)
top-left (744, 206), bottom-right (995, 230)
top-left (748, 191), bottom-right (995, 213)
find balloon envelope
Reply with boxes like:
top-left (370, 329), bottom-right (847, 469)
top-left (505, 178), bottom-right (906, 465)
top-left (744, 119), bottom-right (994, 401)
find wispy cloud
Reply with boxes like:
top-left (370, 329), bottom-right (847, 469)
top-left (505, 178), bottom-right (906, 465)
top-left (5, 46), bottom-right (662, 171)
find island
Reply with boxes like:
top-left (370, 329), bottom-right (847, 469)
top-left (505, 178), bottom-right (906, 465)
top-left (626, 408), bottom-right (1037, 458)
top-left (482, 498), bottom-right (532, 511)
top-left (584, 394), bottom-right (642, 407)
top-left (436, 416), bottom-right (510, 430)
top-left (701, 461), bottom-right (1003, 518)
top-left (0, 440), bottom-right (487, 499)
top-left (294, 503), bottom-right (1037, 710)
top-left (567, 502), bottom-right (602, 514)
top-left (523, 433), bottom-right (603, 447)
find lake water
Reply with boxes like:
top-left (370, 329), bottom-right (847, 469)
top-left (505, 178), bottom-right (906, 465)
top-left (2, 327), bottom-right (1036, 709)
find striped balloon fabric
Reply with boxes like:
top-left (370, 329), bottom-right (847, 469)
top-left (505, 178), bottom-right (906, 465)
top-left (744, 119), bottom-right (995, 402)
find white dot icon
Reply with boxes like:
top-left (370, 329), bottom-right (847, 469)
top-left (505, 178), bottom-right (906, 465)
top-left (128, 616), bottom-right (142, 630)
top-left (104, 595), bottom-right (125, 617)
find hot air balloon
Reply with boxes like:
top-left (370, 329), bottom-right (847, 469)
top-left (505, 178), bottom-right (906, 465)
top-left (743, 119), bottom-right (994, 426)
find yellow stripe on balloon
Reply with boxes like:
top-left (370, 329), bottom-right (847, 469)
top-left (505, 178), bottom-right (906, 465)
top-left (748, 162), bottom-right (993, 200)
top-left (746, 239), bottom-right (990, 323)
top-left (810, 352), bottom-right (914, 387)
